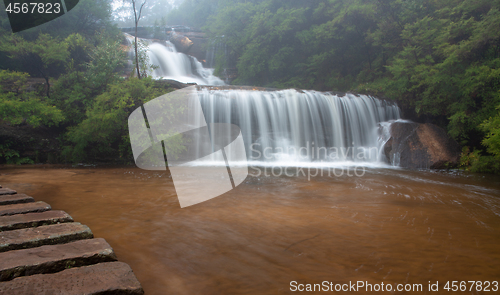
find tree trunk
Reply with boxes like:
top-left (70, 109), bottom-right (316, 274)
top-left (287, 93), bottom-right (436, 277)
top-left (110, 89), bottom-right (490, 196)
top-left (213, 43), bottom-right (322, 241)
top-left (134, 24), bottom-right (141, 79)
top-left (132, 0), bottom-right (146, 79)
top-left (38, 69), bottom-right (50, 98)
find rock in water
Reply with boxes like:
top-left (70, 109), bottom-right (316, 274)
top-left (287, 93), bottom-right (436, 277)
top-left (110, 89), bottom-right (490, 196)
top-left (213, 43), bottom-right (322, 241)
top-left (384, 122), bottom-right (461, 169)
top-left (170, 33), bottom-right (194, 53)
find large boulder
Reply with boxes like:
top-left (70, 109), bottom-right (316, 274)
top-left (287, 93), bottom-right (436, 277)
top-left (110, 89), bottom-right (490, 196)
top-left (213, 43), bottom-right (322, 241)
top-left (384, 122), bottom-right (461, 169)
top-left (170, 33), bottom-right (193, 53)
top-left (182, 31), bottom-right (208, 62)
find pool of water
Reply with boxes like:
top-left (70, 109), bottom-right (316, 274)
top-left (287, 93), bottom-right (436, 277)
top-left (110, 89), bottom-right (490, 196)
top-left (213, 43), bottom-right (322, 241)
top-left (1, 166), bottom-right (499, 294)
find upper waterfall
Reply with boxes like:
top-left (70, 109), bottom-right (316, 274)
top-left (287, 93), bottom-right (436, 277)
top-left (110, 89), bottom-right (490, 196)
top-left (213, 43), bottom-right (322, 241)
top-left (124, 33), bottom-right (224, 85)
top-left (147, 42), bottom-right (225, 85)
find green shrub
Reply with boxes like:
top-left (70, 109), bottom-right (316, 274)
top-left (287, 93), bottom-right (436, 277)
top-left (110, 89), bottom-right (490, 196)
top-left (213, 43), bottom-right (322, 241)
top-left (63, 77), bottom-right (175, 163)
top-left (0, 141), bottom-right (34, 164)
top-left (0, 70), bottom-right (64, 128)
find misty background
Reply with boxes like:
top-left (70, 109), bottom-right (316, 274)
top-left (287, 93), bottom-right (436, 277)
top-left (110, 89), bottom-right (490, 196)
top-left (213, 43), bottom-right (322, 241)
top-left (112, 0), bottom-right (186, 27)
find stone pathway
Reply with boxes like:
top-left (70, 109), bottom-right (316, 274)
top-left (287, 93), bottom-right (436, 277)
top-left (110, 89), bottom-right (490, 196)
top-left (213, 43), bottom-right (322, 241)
top-left (0, 185), bottom-right (144, 294)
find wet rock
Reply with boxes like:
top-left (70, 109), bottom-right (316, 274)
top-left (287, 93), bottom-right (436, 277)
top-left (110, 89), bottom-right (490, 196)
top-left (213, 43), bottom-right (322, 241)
top-left (0, 238), bottom-right (117, 281)
top-left (0, 188), bottom-right (16, 195)
top-left (0, 261), bottom-right (144, 295)
top-left (0, 210), bottom-right (73, 231)
top-left (183, 31), bottom-right (208, 61)
top-left (197, 85), bottom-right (279, 92)
top-left (170, 32), bottom-right (194, 53)
top-left (0, 194), bottom-right (35, 206)
top-left (0, 201), bottom-right (51, 216)
top-left (384, 122), bottom-right (461, 169)
top-left (0, 222), bottom-right (93, 252)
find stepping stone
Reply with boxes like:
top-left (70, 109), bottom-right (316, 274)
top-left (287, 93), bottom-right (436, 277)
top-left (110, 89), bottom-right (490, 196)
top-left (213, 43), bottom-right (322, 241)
top-left (0, 238), bottom-right (117, 281)
top-left (0, 261), bottom-right (144, 294)
top-left (0, 188), bottom-right (16, 195)
top-left (0, 201), bottom-right (51, 216)
top-left (0, 210), bottom-right (73, 231)
top-left (0, 222), bottom-right (93, 252)
top-left (0, 194), bottom-right (35, 206)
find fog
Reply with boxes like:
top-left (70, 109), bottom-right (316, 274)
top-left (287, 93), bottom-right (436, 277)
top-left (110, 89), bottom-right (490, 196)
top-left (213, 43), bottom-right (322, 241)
top-left (112, 0), bottom-right (185, 27)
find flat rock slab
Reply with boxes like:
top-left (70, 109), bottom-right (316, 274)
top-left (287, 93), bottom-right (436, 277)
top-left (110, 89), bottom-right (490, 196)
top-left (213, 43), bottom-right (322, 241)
top-left (0, 201), bottom-right (51, 217)
top-left (0, 188), bottom-right (16, 195)
top-left (0, 222), bottom-right (93, 252)
top-left (0, 261), bottom-right (144, 294)
top-left (0, 238), bottom-right (117, 281)
top-left (0, 210), bottom-right (73, 232)
top-left (0, 194), bottom-right (35, 206)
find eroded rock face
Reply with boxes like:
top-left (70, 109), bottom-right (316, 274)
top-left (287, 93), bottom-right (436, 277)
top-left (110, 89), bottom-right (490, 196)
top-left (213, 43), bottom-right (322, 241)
top-left (0, 222), bottom-right (93, 252)
top-left (0, 261), bottom-right (144, 295)
top-left (0, 238), bottom-right (117, 281)
top-left (0, 194), bottom-right (34, 206)
top-left (0, 210), bottom-right (73, 231)
top-left (384, 122), bottom-right (461, 169)
top-left (0, 201), bottom-right (51, 217)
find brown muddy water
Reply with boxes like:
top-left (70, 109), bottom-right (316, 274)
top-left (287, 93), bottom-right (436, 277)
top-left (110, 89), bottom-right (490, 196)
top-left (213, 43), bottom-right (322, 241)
top-left (1, 165), bottom-right (499, 294)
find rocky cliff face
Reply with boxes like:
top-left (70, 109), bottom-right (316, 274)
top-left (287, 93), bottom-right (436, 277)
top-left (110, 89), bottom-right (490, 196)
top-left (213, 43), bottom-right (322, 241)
top-left (384, 122), bottom-right (461, 169)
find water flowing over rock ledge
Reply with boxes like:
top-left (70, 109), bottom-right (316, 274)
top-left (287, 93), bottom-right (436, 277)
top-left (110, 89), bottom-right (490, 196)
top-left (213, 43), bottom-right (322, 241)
top-left (0, 185), bottom-right (144, 294)
top-left (193, 87), bottom-right (400, 166)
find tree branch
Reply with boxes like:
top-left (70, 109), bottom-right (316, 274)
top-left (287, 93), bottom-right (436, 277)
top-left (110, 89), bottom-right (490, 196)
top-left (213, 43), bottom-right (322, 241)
top-left (137, 0), bottom-right (146, 23)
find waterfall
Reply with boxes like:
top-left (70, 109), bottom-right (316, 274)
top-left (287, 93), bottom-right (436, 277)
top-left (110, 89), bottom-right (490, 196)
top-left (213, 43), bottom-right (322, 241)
top-left (147, 42), bottom-right (224, 85)
top-left (124, 33), bottom-right (224, 85)
top-left (193, 88), bottom-right (400, 166)
top-left (124, 33), bottom-right (401, 167)
top-left (205, 39), bottom-right (230, 69)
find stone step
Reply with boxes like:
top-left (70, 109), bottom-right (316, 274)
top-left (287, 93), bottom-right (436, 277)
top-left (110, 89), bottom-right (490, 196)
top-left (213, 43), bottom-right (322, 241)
top-left (0, 238), bottom-right (118, 281)
top-left (0, 210), bottom-right (73, 231)
top-left (0, 194), bottom-right (35, 206)
top-left (0, 188), bottom-right (16, 195)
top-left (0, 261), bottom-right (144, 295)
top-left (0, 201), bottom-right (51, 216)
top-left (0, 222), bottom-right (93, 252)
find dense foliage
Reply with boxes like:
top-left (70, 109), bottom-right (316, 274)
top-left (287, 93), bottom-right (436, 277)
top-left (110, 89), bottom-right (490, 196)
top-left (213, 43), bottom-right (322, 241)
top-left (0, 70), bottom-right (64, 127)
top-left (0, 1), bottom-right (173, 164)
top-left (62, 77), bottom-right (174, 162)
top-left (169, 0), bottom-right (500, 172)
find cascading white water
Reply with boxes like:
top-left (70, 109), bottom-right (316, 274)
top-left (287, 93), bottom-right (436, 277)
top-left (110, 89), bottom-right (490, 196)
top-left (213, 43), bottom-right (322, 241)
top-left (195, 88), bottom-right (400, 167)
top-left (147, 42), bottom-right (224, 85)
top-left (124, 33), bottom-right (224, 85)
